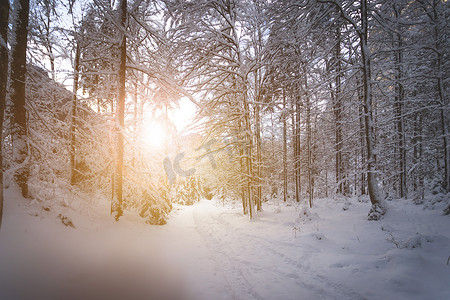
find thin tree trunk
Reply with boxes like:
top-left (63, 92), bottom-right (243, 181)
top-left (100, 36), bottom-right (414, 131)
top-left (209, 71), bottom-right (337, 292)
top-left (358, 78), bottom-right (366, 196)
top-left (237, 118), bottom-right (247, 215)
top-left (70, 41), bottom-right (80, 185)
top-left (243, 90), bottom-right (253, 219)
top-left (255, 98), bottom-right (262, 212)
top-left (10, 0), bottom-right (30, 198)
top-left (112, 0), bottom-right (127, 220)
top-left (413, 114), bottom-right (424, 200)
top-left (283, 90), bottom-right (287, 202)
top-left (434, 19), bottom-right (449, 193)
top-left (45, 13), bottom-right (55, 81)
top-left (132, 82), bottom-right (138, 167)
top-left (334, 26), bottom-right (343, 195)
top-left (305, 73), bottom-right (313, 208)
top-left (0, 0), bottom-right (10, 228)
top-left (290, 101), bottom-right (297, 201)
top-left (294, 96), bottom-right (301, 203)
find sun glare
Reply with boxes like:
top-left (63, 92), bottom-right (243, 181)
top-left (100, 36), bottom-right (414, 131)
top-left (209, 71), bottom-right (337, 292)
top-left (142, 121), bottom-right (165, 148)
top-left (139, 97), bottom-right (198, 150)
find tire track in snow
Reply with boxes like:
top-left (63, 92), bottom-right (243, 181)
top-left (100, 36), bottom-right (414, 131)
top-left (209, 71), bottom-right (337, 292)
top-left (194, 203), bottom-right (366, 300)
top-left (192, 205), bottom-right (263, 300)
top-left (217, 211), bottom-right (367, 300)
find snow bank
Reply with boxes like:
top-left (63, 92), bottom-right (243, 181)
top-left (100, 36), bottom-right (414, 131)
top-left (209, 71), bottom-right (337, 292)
top-left (0, 185), bottom-right (185, 300)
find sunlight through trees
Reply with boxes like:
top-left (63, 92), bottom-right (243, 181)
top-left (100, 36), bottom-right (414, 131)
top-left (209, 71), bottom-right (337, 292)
top-left (0, 0), bottom-right (449, 224)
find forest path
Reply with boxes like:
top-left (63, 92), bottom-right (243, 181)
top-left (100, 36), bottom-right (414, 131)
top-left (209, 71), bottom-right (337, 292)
top-left (166, 200), bottom-right (365, 300)
top-left (3, 190), bottom-right (448, 300)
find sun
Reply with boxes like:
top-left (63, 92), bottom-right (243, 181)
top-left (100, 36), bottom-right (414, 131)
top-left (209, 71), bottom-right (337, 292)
top-left (141, 121), bottom-right (165, 148)
top-left (138, 97), bottom-right (198, 150)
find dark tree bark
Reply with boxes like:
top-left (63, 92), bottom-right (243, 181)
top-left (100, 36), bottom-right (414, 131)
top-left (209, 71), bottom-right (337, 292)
top-left (0, 0), bottom-right (10, 228)
top-left (10, 0), bottom-right (30, 198)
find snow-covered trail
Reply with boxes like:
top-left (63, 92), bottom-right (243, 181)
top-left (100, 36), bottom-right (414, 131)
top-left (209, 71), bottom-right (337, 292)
top-left (1, 188), bottom-right (449, 300)
top-left (166, 200), bottom-right (364, 300)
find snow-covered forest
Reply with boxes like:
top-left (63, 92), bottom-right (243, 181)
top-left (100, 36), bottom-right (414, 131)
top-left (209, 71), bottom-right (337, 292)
top-left (0, 0), bottom-right (449, 299)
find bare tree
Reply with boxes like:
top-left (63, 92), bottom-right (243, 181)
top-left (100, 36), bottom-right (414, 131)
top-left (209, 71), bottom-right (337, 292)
top-left (69, 38), bottom-right (81, 185)
top-left (416, 0), bottom-right (449, 193)
top-left (318, 0), bottom-right (385, 217)
top-left (10, 0), bottom-right (31, 198)
top-left (0, 0), bottom-right (10, 228)
top-left (112, 0), bottom-right (127, 221)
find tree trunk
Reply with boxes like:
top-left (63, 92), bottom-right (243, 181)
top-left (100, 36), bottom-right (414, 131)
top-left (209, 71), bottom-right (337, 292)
top-left (393, 4), bottom-right (406, 198)
top-left (360, 0), bottom-right (382, 209)
top-left (239, 119), bottom-right (247, 215)
top-left (357, 78), bottom-right (366, 196)
top-left (132, 84), bottom-right (138, 168)
top-left (0, 0), bottom-right (10, 228)
top-left (112, 0), bottom-right (127, 220)
top-left (255, 97), bottom-right (262, 211)
top-left (305, 74), bottom-right (313, 208)
top-left (413, 114), bottom-right (424, 200)
top-left (417, 0), bottom-right (449, 194)
top-left (433, 10), bottom-right (449, 192)
top-left (10, 0), bottom-right (30, 198)
top-left (282, 90), bottom-right (287, 202)
top-left (44, 11), bottom-right (55, 81)
top-left (334, 26), bottom-right (344, 195)
top-left (243, 90), bottom-right (254, 219)
top-left (70, 40), bottom-right (80, 185)
top-left (294, 96), bottom-right (301, 202)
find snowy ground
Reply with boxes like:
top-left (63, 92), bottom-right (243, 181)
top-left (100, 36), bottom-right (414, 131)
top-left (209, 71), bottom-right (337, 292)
top-left (1, 185), bottom-right (449, 300)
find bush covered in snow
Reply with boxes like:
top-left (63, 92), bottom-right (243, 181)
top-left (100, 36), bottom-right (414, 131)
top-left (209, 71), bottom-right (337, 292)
top-left (368, 203), bottom-right (386, 221)
top-left (171, 176), bottom-right (210, 205)
top-left (138, 189), bottom-right (172, 225)
top-left (422, 192), bottom-right (450, 213)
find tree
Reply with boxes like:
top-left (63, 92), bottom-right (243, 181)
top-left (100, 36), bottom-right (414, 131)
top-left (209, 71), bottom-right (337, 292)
top-left (330, 25), bottom-right (346, 195)
top-left (317, 0), bottom-right (385, 217)
top-left (69, 37), bottom-right (81, 185)
top-left (29, 0), bottom-right (59, 80)
top-left (392, 3), bottom-right (407, 198)
top-left (112, 0), bottom-right (127, 221)
top-left (10, 0), bottom-right (31, 198)
top-left (0, 0), bottom-right (10, 228)
top-left (415, 0), bottom-right (449, 193)
top-left (166, 0), bottom-right (262, 218)
top-left (282, 90), bottom-right (287, 202)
